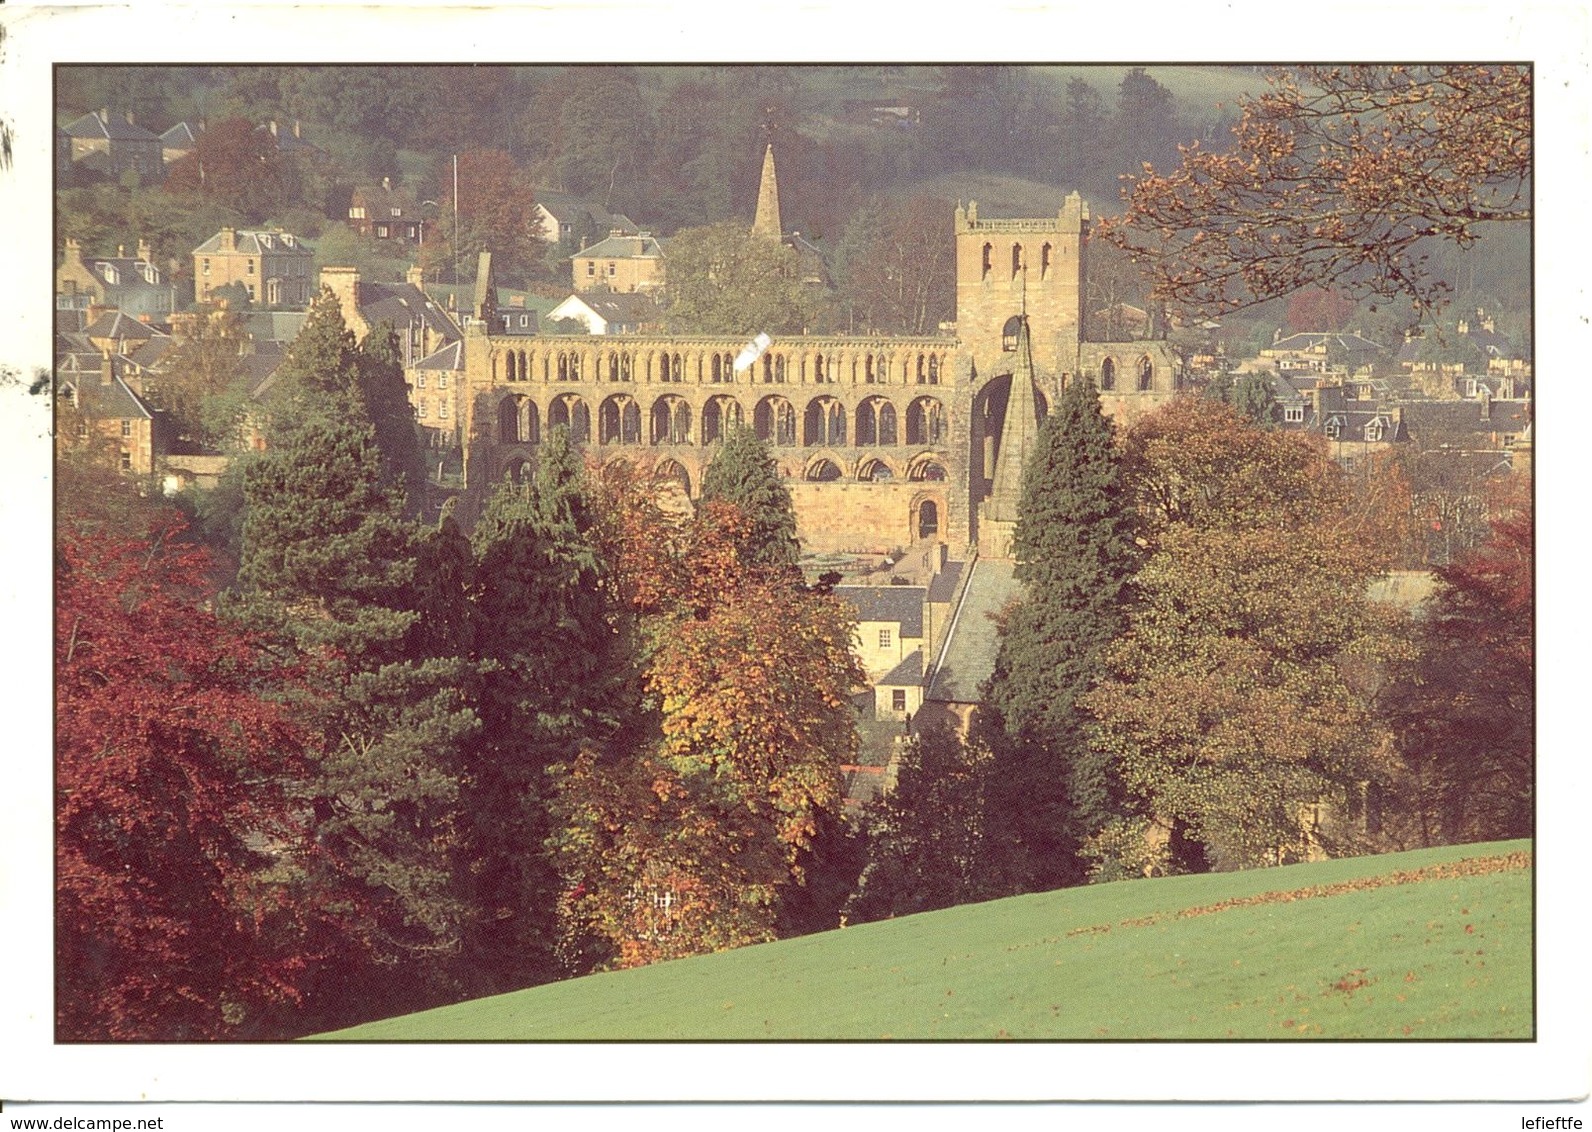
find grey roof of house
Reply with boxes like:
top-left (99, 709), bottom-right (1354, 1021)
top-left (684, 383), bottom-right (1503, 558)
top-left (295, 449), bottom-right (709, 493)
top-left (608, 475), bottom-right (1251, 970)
top-left (63, 110), bottom-right (162, 142)
top-left (878, 649), bottom-right (925, 688)
top-left (192, 229), bottom-right (314, 257)
top-left (241, 310), bottom-right (308, 343)
top-left (160, 122), bottom-right (200, 148)
top-left (55, 359), bottom-right (153, 420)
top-left (573, 291), bottom-right (662, 323)
top-left (926, 560), bottom-right (965, 604)
top-left (924, 558), bottom-right (1018, 705)
top-left (573, 232), bottom-right (664, 260)
top-left (1270, 331), bottom-right (1383, 354)
top-left (834, 585), bottom-right (926, 637)
top-left (83, 310), bottom-right (159, 341)
top-left (413, 340), bottom-right (464, 371)
top-left (1401, 399), bottom-right (1532, 443)
top-left (355, 282), bottom-right (461, 344)
top-left (535, 190), bottom-right (636, 234)
top-left (127, 335), bottom-right (176, 370)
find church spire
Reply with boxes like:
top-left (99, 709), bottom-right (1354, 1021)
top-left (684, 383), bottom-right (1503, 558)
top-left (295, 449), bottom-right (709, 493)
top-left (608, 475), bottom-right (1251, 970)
top-left (988, 315), bottom-right (1042, 525)
top-left (751, 143), bottom-right (782, 240)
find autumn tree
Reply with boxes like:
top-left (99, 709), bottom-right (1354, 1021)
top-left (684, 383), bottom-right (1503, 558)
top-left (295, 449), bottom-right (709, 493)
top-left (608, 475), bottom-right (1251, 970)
top-left (663, 221), bottom-right (823, 336)
top-left (978, 372), bottom-right (1141, 894)
top-left (549, 495), bottom-right (861, 970)
top-left (421, 148), bottom-right (544, 284)
top-left (1386, 484), bottom-right (1533, 845)
top-left (1103, 66), bottom-right (1532, 317)
top-left (146, 305), bottom-right (249, 450)
top-left (57, 513), bottom-right (317, 1040)
top-left (164, 115), bottom-right (300, 222)
top-left (1082, 399), bottom-right (1403, 874)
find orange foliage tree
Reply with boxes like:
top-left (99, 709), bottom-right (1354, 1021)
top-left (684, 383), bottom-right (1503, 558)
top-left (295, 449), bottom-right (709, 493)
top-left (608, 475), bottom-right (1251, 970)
top-left (1102, 65), bottom-right (1531, 318)
top-left (549, 473), bottom-right (861, 970)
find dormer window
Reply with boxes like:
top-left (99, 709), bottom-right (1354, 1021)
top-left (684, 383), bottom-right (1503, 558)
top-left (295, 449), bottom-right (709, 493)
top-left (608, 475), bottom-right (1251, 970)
top-left (1365, 419), bottom-right (1384, 442)
top-left (1325, 417), bottom-right (1343, 439)
top-left (1284, 404), bottom-right (1304, 423)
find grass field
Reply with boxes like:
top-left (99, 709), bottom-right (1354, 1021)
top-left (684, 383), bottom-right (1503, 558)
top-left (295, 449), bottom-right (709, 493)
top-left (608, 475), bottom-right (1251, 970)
top-left (312, 840), bottom-right (1531, 1041)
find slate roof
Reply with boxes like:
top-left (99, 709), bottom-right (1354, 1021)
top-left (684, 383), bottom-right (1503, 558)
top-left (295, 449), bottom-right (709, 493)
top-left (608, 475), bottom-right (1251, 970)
top-left (878, 649), bottom-right (925, 688)
top-left (573, 232), bottom-right (664, 261)
top-left (834, 585), bottom-right (926, 638)
top-left (1267, 331), bottom-right (1383, 355)
top-left (575, 292), bottom-right (662, 324)
top-left (160, 121), bottom-right (200, 149)
top-left (84, 310), bottom-right (159, 342)
top-left (55, 358), bottom-right (153, 421)
top-left (353, 282), bottom-right (460, 344)
top-left (413, 340), bottom-right (464, 371)
top-left (241, 311), bottom-right (309, 344)
top-left (192, 229), bottom-right (313, 257)
top-left (1401, 399), bottom-right (1532, 445)
top-left (63, 110), bottom-right (161, 143)
top-left (535, 189), bottom-right (637, 239)
top-left (926, 560), bottom-right (965, 604)
top-left (924, 558), bottom-right (1018, 705)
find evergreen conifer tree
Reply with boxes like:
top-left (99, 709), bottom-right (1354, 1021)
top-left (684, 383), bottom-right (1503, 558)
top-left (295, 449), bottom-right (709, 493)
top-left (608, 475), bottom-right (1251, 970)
top-left (465, 427), bottom-right (636, 989)
top-left (357, 321), bottom-right (430, 514)
top-left (698, 424), bottom-right (800, 570)
top-left (979, 374), bottom-right (1140, 893)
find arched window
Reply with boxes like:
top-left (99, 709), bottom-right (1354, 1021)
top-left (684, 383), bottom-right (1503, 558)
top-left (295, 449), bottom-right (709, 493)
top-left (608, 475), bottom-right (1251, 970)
top-left (711, 353), bottom-right (723, 384)
top-left (1012, 243), bottom-right (1023, 279)
top-left (806, 458), bottom-right (842, 481)
top-left (520, 399), bottom-right (540, 445)
top-left (856, 400), bottom-right (878, 446)
top-left (1100, 357), bottom-right (1117, 391)
top-left (906, 397), bottom-right (945, 446)
top-left (981, 242), bottom-right (992, 280)
top-left (1041, 242), bottom-right (1053, 280)
top-left (702, 395), bottom-right (742, 444)
top-left (1137, 356), bottom-right (1154, 392)
top-left (755, 396), bottom-right (796, 447)
top-left (909, 457), bottom-right (947, 482)
top-left (503, 351), bottom-right (517, 382)
top-left (651, 396), bottom-right (691, 445)
top-left (557, 353), bottom-right (568, 382)
top-left (599, 396), bottom-right (640, 444)
top-left (549, 395), bottom-right (590, 443)
top-left (917, 499), bottom-right (940, 539)
top-left (859, 458), bottom-right (893, 482)
top-left (927, 354), bottom-right (940, 385)
top-left (655, 458), bottom-right (690, 496)
top-left (803, 398), bottom-right (845, 446)
top-left (878, 401), bottom-right (898, 446)
top-left (498, 396), bottom-right (523, 444)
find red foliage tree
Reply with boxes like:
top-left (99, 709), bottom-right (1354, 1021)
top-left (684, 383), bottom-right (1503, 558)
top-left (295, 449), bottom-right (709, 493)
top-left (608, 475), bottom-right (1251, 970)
top-left (164, 116), bottom-right (298, 222)
top-left (1102, 65), bottom-right (1531, 317)
top-left (56, 514), bottom-right (318, 1040)
top-left (420, 148), bottom-right (543, 283)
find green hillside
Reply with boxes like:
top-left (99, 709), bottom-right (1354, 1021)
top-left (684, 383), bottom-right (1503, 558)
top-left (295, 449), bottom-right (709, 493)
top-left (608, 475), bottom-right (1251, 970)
top-left (313, 841), bottom-right (1532, 1041)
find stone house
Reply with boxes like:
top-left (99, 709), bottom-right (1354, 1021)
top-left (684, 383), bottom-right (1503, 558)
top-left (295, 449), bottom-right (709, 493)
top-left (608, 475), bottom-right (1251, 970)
top-left (570, 231), bottom-right (665, 294)
top-left (56, 238), bottom-right (177, 318)
top-left (55, 353), bottom-right (160, 476)
top-left (60, 109), bottom-right (163, 183)
top-left (193, 228), bottom-right (315, 307)
top-left (533, 189), bottom-right (636, 248)
top-left (833, 584), bottom-right (928, 723)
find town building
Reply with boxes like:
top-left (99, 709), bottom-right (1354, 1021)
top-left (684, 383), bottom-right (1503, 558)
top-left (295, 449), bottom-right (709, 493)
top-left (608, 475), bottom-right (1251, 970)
top-left (192, 227), bottom-right (315, 308)
top-left (56, 238), bottom-right (177, 319)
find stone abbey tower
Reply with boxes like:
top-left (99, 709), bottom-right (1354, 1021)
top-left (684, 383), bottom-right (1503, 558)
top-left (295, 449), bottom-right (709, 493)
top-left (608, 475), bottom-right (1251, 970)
top-left (458, 152), bottom-right (1177, 558)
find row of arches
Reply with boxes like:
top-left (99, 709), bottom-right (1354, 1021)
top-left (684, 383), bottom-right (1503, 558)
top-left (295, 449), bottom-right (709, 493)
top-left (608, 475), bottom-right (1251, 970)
top-left (495, 393), bottom-right (949, 450)
top-left (493, 343), bottom-right (953, 388)
top-left (802, 451), bottom-right (948, 483)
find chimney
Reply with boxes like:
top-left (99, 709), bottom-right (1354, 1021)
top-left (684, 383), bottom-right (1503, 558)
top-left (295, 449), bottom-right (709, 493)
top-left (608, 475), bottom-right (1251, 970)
top-left (65, 236), bottom-right (83, 263)
top-left (100, 351), bottom-right (114, 387)
top-left (406, 264), bottom-right (425, 288)
top-left (220, 227), bottom-right (236, 252)
top-left (98, 108), bottom-right (109, 125)
top-left (117, 244), bottom-right (125, 258)
top-left (293, 119), bottom-right (301, 139)
top-left (125, 110), bottom-right (135, 125)
top-left (1479, 386), bottom-right (1493, 421)
top-left (269, 120), bottom-right (279, 137)
top-left (136, 239), bottom-right (152, 263)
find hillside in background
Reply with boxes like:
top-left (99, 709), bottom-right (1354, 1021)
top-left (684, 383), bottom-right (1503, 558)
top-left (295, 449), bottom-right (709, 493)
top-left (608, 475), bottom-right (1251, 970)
top-left (313, 840), bottom-right (1531, 1041)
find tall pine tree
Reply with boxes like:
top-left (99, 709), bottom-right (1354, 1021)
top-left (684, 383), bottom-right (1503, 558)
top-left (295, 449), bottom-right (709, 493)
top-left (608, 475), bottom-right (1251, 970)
top-left (698, 424), bottom-right (800, 570)
top-left (979, 373), bottom-right (1140, 893)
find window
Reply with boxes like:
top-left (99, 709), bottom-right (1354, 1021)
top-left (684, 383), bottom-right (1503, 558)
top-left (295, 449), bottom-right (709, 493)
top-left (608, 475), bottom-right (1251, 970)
top-left (607, 262), bottom-right (616, 277)
top-left (1284, 404), bottom-right (1304, 423)
top-left (1325, 417), bottom-right (1342, 439)
top-left (439, 400), bottom-right (449, 419)
top-left (350, 206), bottom-right (366, 219)
top-left (438, 373), bottom-right (449, 390)
top-left (878, 628), bottom-right (893, 650)
top-left (891, 689), bottom-right (907, 713)
top-left (247, 260), bottom-right (255, 275)
top-left (120, 450), bottom-right (132, 471)
top-left (202, 258), bottom-right (210, 276)
top-left (120, 419), bottom-right (132, 437)
top-left (587, 262), bottom-right (596, 278)
top-left (416, 373), bottom-right (427, 389)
